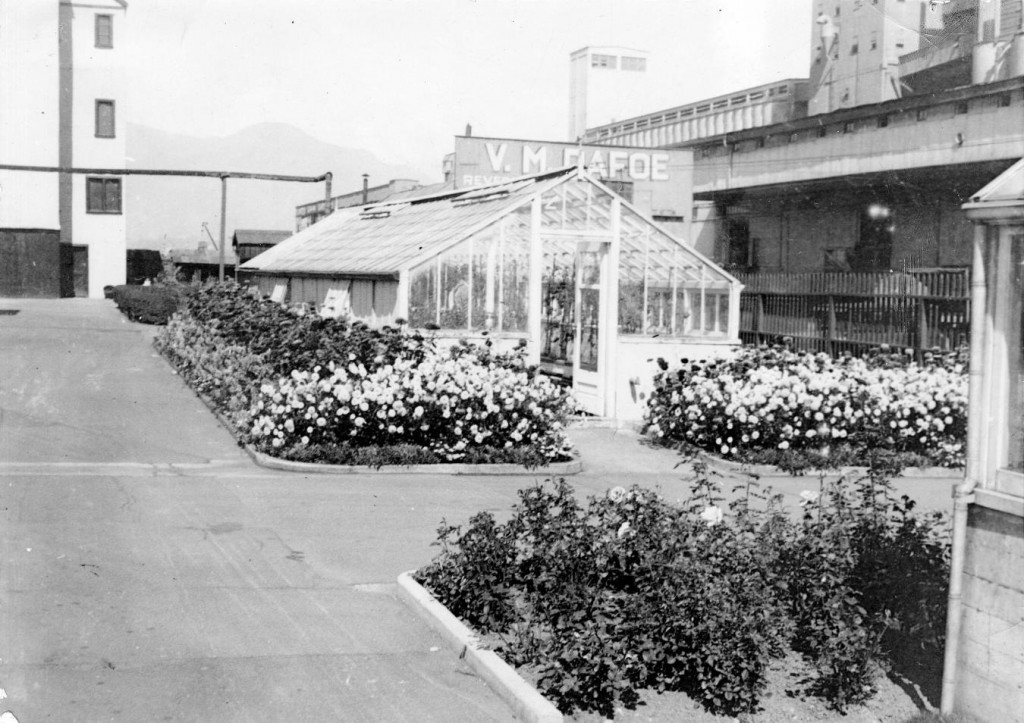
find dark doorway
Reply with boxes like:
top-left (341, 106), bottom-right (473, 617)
top-left (850, 203), bottom-right (894, 271)
top-left (724, 217), bottom-right (756, 271)
top-left (72, 246), bottom-right (89, 297)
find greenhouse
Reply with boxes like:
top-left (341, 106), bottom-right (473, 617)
top-left (241, 166), bottom-right (742, 421)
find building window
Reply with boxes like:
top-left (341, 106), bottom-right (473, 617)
top-left (95, 14), bottom-right (113, 48)
top-left (621, 56), bottom-right (646, 71)
top-left (95, 100), bottom-right (115, 138)
top-left (86, 177), bottom-right (122, 214)
top-left (591, 54), bottom-right (617, 69)
top-left (843, 120), bottom-right (856, 133)
top-left (877, 114), bottom-right (889, 128)
top-left (851, 40), bottom-right (859, 55)
top-left (955, 101), bottom-right (969, 115)
top-left (998, 93), bottom-right (1012, 107)
top-left (824, 248), bottom-right (851, 271)
top-left (916, 108), bottom-right (928, 121)
top-left (817, 125), bottom-right (828, 138)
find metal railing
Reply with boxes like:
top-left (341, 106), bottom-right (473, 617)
top-left (734, 269), bottom-right (970, 357)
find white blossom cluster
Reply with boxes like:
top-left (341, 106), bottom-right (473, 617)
top-left (249, 349), bottom-right (575, 461)
top-left (646, 352), bottom-right (967, 466)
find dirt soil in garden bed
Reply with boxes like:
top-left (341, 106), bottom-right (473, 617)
top-left (511, 651), bottom-right (936, 722)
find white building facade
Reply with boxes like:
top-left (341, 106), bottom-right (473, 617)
top-left (0, 0), bottom-right (127, 298)
top-left (568, 46), bottom-right (651, 142)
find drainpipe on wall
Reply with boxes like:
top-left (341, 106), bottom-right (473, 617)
top-left (940, 224), bottom-right (987, 714)
top-left (362, 174), bottom-right (369, 205)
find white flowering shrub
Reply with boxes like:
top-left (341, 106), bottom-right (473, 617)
top-left (645, 347), bottom-right (967, 467)
top-left (249, 349), bottom-right (575, 462)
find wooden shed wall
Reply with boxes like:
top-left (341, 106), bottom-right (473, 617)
top-left (255, 275), bottom-right (399, 327)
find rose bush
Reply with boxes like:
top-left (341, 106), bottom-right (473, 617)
top-left (155, 282), bottom-right (576, 465)
top-left (644, 346), bottom-right (967, 468)
top-left (249, 348), bottom-right (574, 462)
top-left (417, 467), bottom-right (951, 718)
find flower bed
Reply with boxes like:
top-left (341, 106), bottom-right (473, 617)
top-left (154, 282), bottom-right (575, 466)
top-left (644, 345), bottom-right (968, 469)
top-left (416, 466), bottom-right (950, 719)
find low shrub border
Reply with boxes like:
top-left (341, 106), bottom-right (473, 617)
top-left (108, 284), bottom-right (181, 324)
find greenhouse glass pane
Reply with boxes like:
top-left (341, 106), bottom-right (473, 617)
top-left (500, 223), bottom-right (530, 332)
top-left (470, 229), bottom-right (497, 331)
top-left (539, 181), bottom-right (614, 233)
top-left (439, 239), bottom-right (470, 329)
top-left (689, 289), bottom-right (705, 334)
top-left (579, 287), bottom-right (600, 371)
top-left (618, 244), bottom-right (645, 335)
top-left (541, 247), bottom-right (576, 363)
top-left (674, 285), bottom-right (692, 333)
top-left (716, 293), bottom-right (731, 334)
top-left (646, 286), bottom-right (673, 334)
top-left (408, 262), bottom-right (437, 327)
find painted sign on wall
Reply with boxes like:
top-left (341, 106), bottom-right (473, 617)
top-left (452, 136), bottom-right (694, 239)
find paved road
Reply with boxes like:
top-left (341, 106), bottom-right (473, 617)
top-left (0, 298), bottom-right (958, 722)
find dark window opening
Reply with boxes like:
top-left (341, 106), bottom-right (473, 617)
top-left (916, 108), bottom-right (928, 121)
top-left (86, 177), bottom-right (122, 214)
top-left (955, 101), bottom-right (969, 115)
top-left (998, 93), bottom-right (1012, 107)
top-left (95, 100), bottom-right (115, 138)
top-left (877, 115), bottom-right (889, 128)
top-left (817, 126), bottom-right (828, 138)
top-left (723, 217), bottom-right (757, 272)
top-left (95, 14), bottom-right (112, 48)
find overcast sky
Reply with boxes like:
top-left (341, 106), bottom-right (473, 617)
top-left (125, 0), bottom-right (813, 180)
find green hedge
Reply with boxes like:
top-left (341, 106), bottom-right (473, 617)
top-left (108, 285), bottom-right (182, 325)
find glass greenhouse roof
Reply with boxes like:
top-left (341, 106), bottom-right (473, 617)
top-left (241, 166), bottom-right (736, 288)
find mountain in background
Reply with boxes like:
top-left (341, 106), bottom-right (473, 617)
top-left (126, 122), bottom-right (435, 250)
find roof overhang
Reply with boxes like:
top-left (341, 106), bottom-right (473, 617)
top-left (695, 160), bottom-right (1019, 205)
top-left (246, 269), bottom-right (399, 282)
top-left (962, 157), bottom-right (1024, 222)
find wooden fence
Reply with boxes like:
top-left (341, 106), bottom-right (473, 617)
top-left (734, 269), bottom-right (970, 357)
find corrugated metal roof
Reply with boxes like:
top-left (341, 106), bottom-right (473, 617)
top-left (241, 168), bottom-right (573, 276)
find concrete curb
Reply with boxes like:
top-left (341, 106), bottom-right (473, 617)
top-left (246, 448), bottom-right (582, 476)
top-left (396, 572), bottom-right (563, 723)
top-left (154, 340), bottom-right (582, 477)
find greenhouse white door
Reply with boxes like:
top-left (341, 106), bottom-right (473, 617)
top-left (573, 244), bottom-right (607, 416)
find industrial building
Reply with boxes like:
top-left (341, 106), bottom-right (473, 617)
top-left (0, 0), bottom-right (129, 298)
top-left (578, 0), bottom-right (1023, 277)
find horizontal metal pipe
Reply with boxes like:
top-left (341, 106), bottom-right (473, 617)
top-left (0, 163), bottom-right (329, 183)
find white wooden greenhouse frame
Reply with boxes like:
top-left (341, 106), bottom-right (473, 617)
top-left (241, 166), bottom-right (742, 421)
